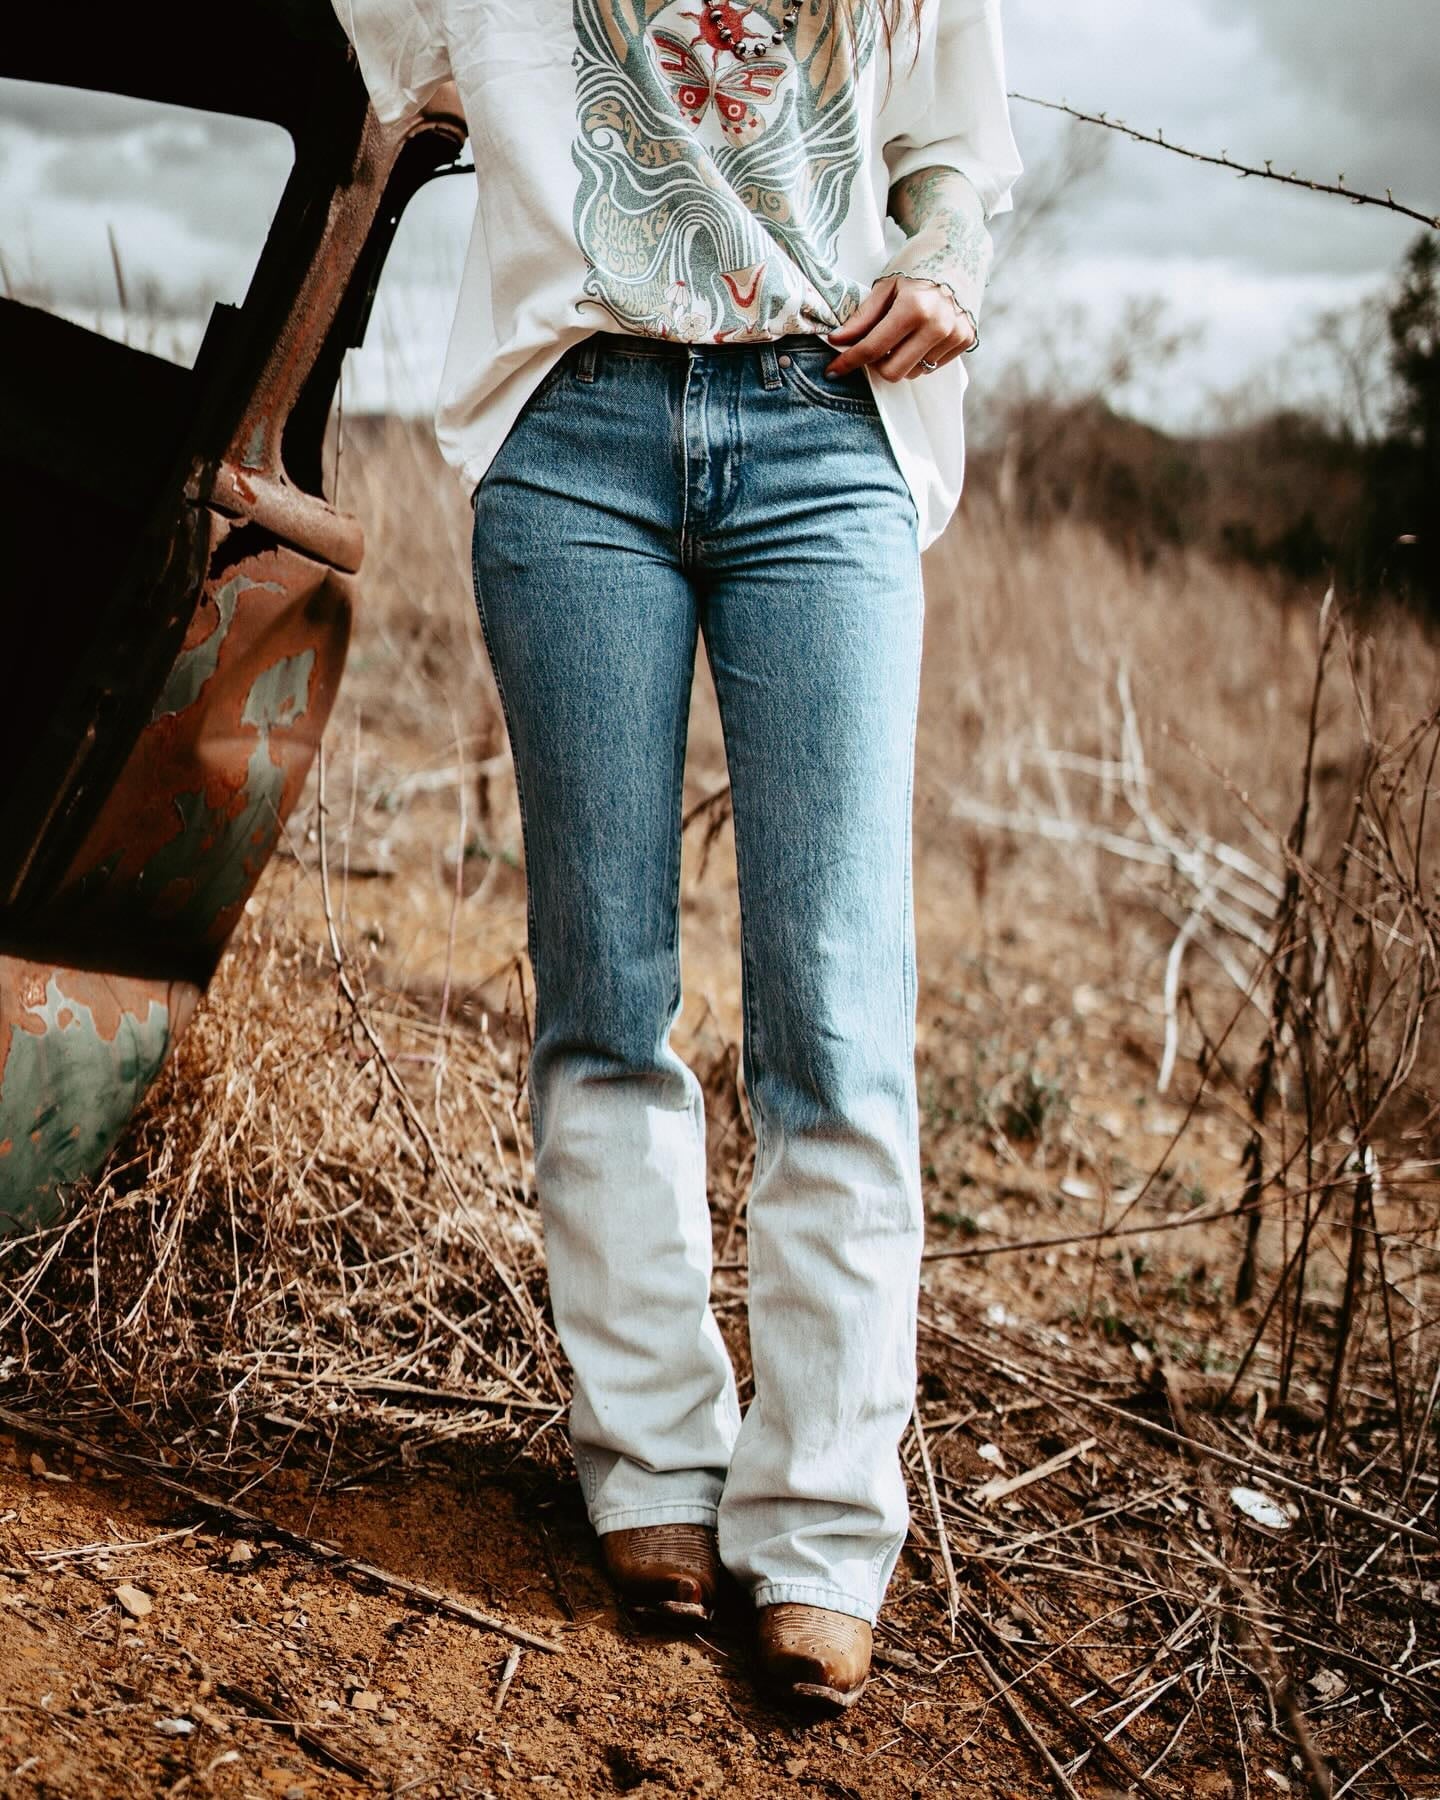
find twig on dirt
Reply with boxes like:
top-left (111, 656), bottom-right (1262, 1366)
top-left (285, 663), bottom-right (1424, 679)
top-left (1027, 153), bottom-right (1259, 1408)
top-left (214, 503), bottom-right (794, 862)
top-left (0, 1405), bottom-right (562, 1655)
top-left (493, 1647), bottom-right (522, 1715)
top-left (997, 1632), bottom-right (1166, 1795)
top-left (30, 1522), bottom-right (202, 1565)
top-left (1331, 1721), bottom-right (1433, 1798)
top-left (951, 1617), bottom-right (1085, 1800)
top-left (1159, 1358), bottom-right (1334, 1799)
top-left (215, 1681), bottom-right (372, 1782)
top-left (920, 1316), bottom-right (1440, 1549)
top-left (534, 1519), bottom-right (578, 1624)
top-left (913, 1410), bottom-right (961, 1636)
top-left (214, 1358), bottom-right (554, 1413)
top-left (974, 1437), bottom-right (1097, 1507)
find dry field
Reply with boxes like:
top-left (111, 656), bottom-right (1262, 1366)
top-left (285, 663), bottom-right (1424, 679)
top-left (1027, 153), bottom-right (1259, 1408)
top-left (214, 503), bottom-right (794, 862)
top-left (2, 414), bottom-right (1438, 1799)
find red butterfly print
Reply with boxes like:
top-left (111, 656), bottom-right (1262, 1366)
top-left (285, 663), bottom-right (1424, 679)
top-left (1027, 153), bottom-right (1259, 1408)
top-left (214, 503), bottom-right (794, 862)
top-left (650, 29), bottom-right (789, 143)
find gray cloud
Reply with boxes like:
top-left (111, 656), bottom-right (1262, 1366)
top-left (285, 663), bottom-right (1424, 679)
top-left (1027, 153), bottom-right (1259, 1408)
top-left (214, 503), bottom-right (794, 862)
top-left (1204, 0), bottom-right (1440, 171)
top-left (1002, 0), bottom-right (1434, 288)
top-left (0, 77), bottom-right (290, 155)
top-left (42, 122), bottom-right (291, 248)
top-left (0, 81), bottom-right (163, 138)
top-left (0, 80), bottom-right (292, 313)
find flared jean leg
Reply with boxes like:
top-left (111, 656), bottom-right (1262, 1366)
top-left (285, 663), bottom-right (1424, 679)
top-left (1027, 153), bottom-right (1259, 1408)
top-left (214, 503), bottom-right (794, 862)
top-left (470, 364), bottom-right (742, 1531)
top-left (700, 410), bottom-right (926, 1624)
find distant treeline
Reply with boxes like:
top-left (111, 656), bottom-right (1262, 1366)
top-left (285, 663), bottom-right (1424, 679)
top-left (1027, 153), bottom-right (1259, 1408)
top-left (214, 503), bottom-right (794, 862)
top-left (969, 235), bottom-right (1439, 610)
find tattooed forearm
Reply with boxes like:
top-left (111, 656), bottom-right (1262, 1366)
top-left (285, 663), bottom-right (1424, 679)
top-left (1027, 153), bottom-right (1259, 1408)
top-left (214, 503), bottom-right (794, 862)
top-left (883, 165), bottom-right (992, 320)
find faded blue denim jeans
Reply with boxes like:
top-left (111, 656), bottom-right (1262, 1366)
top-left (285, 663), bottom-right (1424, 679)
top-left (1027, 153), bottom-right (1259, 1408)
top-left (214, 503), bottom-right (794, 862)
top-left (470, 331), bottom-right (924, 1624)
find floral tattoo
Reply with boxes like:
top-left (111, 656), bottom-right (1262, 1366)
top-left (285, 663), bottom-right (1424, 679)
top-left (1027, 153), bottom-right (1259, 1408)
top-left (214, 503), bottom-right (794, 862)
top-left (883, 165), bottom-right (992, 335)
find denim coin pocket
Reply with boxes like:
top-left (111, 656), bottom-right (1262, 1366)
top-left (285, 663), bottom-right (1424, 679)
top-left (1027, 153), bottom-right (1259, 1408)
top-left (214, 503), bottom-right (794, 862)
top-left (776, 349), bottom-right (880, 417)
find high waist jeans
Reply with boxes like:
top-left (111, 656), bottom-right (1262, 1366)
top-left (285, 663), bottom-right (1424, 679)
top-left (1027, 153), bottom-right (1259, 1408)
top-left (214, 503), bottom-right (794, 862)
top-left (470, 332), bottom-right (924, 1623)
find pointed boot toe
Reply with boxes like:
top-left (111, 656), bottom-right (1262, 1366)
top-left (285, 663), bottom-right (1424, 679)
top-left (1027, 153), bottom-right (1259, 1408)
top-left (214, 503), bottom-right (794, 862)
top-left (757, 1603), bottom-right (873, 1709)
top-left (600, 1523), bottom-right (721, 1622)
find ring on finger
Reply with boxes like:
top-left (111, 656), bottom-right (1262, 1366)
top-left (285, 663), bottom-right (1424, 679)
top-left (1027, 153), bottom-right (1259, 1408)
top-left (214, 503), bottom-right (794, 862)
top-left (919, 356), bottom-right (940, 372)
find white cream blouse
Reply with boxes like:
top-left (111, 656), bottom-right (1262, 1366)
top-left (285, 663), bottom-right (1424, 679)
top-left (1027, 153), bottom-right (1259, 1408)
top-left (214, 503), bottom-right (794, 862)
top-left (334, 0), bottom-right (1022, 546)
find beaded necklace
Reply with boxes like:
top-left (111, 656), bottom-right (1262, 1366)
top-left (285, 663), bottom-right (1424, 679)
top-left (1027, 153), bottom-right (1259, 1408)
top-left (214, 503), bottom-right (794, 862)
top-left (706, 0), bottom-right (801, 57)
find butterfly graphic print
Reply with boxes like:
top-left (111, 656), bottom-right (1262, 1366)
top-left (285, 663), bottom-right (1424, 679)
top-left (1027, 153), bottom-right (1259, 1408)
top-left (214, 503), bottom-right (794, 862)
top-left (572, 0), bottom-right (877, 339)
top-left (650, 27), bottom-right (789, 147)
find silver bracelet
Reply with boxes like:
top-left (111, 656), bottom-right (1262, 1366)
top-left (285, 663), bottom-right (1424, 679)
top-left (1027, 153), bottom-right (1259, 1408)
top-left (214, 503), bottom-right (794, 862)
top-left (881, 272), bottom-right (981, 353)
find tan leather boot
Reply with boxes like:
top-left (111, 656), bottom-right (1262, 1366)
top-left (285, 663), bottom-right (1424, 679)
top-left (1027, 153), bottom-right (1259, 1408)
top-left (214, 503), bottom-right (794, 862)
top-left (756, 1603), bottom-right (873, 1709)
top-left (599, 1523), bottom-right (721, 1622)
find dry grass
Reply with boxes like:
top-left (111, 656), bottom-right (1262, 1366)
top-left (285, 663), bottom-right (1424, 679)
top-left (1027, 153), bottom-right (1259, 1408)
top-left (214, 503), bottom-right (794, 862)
top-left (3, 417), bottom-right (1439, 1794)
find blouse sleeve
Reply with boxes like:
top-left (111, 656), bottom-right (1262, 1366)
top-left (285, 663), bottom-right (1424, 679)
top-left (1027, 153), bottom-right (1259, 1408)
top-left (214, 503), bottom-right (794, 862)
top-left (881, 0), bottom-right (1023, 221)
top-left (330, 0), bottom-right (453, 126)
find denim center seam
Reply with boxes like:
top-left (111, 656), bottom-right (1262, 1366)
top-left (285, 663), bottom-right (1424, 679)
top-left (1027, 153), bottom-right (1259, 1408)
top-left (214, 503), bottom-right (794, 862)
top-left (676, 353), bottom-right (694, 570)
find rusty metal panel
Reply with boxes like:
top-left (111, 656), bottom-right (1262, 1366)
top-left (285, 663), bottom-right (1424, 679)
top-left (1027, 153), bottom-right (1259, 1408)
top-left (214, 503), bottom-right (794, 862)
top-left (55, 526), bottom-right (356, 956)
top-left (0, 530), bottom-right (353, 1215)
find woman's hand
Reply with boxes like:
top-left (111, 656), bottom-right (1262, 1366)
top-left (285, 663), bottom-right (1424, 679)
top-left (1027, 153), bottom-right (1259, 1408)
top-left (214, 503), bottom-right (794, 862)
top-left (824, 275), bottom-right (977, 382)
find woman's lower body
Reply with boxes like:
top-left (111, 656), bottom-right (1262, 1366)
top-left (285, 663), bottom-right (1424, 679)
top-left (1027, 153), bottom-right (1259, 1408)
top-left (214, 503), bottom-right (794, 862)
top-left (470, 331), bottom-right (924, 1628)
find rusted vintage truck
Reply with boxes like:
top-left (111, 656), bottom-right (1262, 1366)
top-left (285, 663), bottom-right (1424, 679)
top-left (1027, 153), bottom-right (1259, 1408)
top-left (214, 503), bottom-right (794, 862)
top-left (0, 3), bottom-right (466, 1234)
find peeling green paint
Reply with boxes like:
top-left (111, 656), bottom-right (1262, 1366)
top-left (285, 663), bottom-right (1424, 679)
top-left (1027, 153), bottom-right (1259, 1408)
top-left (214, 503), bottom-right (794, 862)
top-left (0, 981), bottom-right (171, 1235)
top-left (151, 576), bottom-right (282, 723)
top-left (242, 648), bottom-right (315, 734)
top-left (132, 649), bottom-right (318, 939)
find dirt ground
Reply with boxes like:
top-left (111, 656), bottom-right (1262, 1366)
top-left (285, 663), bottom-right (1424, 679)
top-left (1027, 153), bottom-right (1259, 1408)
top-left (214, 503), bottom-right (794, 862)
top-left (0, 1430), bottom-right (1090, 1800)
top-left (0, 1259), bottom-right (1312, 1800)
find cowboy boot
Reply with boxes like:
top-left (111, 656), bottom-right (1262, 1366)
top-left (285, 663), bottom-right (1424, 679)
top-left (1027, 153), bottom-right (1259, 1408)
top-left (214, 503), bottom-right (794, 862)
top-left (756, 1603), bottom-right (873, 1709)
top-left (600, 1523), bottom-right (722, 1622)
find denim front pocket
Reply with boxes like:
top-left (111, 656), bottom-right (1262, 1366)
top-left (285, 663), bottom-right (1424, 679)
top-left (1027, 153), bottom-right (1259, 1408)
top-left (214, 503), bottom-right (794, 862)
top-left (777, 350), bottom-right (880, 418)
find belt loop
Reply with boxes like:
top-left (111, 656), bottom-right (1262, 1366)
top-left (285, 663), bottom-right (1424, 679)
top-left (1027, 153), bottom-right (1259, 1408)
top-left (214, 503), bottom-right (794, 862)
top-left (577, 337), bottom-right (598, 383)
top-left (758, 342), bottom-right (781, 390)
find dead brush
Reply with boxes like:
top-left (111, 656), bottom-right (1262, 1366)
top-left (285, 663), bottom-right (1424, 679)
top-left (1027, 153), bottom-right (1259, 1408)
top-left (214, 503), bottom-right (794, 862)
top-left (930, 555), bottom-right (1440, 1793)
top-left (946, 573), bottom-right (1440, 1468)
top-left (1222, 596), bottom-right (1440, 1465)
top-left (0, 919), bottom-right (568, 1489)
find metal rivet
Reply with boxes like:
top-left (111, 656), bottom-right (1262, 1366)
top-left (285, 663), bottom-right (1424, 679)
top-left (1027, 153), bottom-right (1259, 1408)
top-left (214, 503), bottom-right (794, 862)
top-left (778, 354), bottom-right (792, 368)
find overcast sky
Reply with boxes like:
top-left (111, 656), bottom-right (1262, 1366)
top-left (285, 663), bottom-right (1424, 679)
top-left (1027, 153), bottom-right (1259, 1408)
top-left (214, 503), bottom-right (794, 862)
top-left (1, 0), bottom-right (1435, 429)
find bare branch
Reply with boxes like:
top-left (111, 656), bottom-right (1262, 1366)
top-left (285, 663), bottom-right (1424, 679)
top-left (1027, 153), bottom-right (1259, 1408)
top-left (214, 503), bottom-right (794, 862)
top-left (1009, 93), bottom-right (1440, 231)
